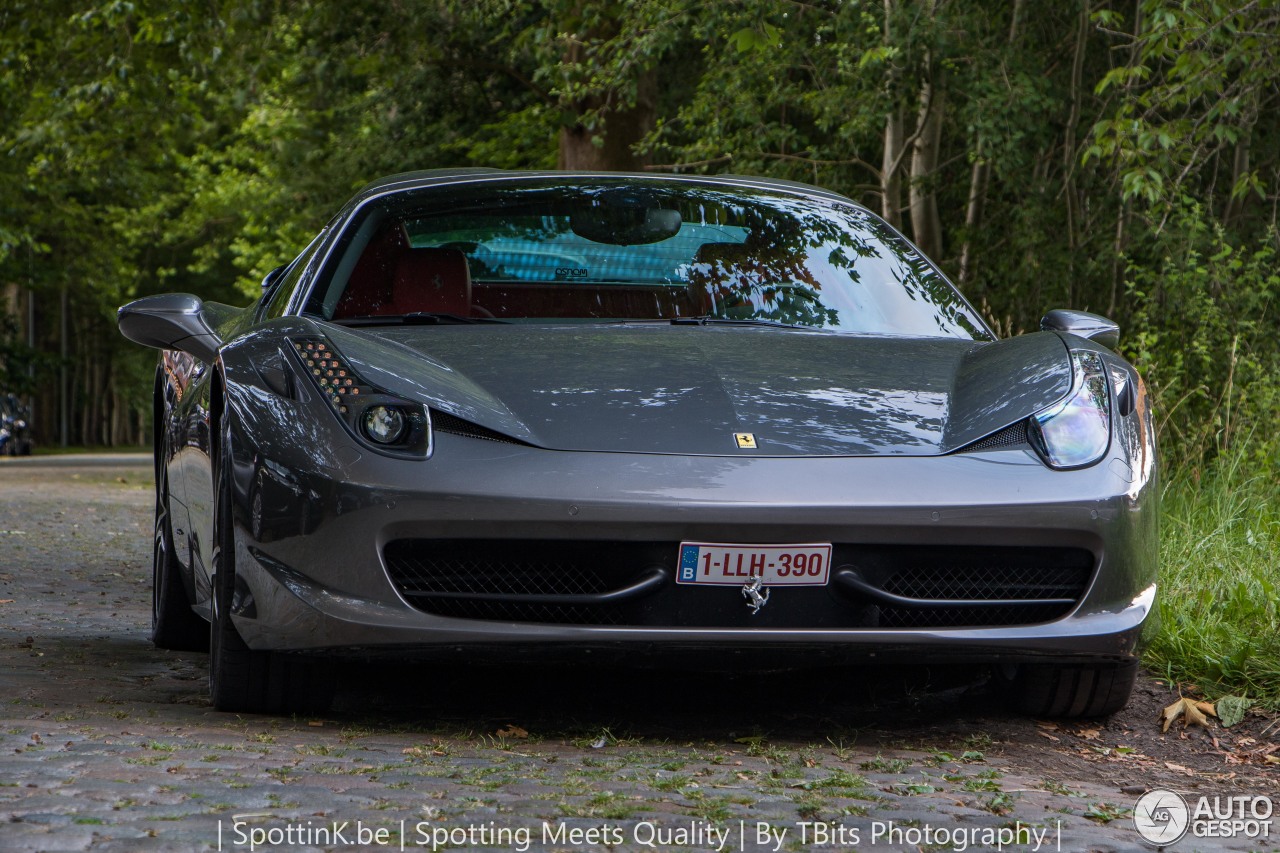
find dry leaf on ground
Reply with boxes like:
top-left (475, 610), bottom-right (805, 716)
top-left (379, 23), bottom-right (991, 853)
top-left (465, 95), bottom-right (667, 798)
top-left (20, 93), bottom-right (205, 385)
top-left (495, 724), bottom-right (529, 738)
top-left (1160, 697), bottom-right (1214, 732)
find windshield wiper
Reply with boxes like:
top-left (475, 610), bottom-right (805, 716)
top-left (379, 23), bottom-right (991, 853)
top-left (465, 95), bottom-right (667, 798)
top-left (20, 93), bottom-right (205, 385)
top-left (670, 316), bottom-right (808, 330)
top-left (332, 312), bottom-right (507, 327)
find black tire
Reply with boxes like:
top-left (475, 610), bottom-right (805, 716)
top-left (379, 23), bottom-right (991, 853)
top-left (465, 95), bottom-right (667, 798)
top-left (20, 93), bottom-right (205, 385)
top-left (208, 411), bottom-right (333, 715)
top-left (1001, 661), bottom-right (1138, 718)
top-left (151, 449), bottom-right (208, 651)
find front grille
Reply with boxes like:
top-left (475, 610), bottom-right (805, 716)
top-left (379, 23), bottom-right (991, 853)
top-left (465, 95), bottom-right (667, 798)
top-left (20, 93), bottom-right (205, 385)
top-left (881, 564), bottom-right (1088, 600)
top-left (847, 546), bottom-right (1093, 628)
top-left (383, 539), bottom-right (668, 625)
top-left (383, 540), bottom-right (1094, 630)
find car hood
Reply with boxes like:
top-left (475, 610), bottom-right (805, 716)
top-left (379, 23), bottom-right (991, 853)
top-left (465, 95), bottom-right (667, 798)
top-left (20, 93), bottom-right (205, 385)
top-left (324, 323), bottom-right (1073, 456)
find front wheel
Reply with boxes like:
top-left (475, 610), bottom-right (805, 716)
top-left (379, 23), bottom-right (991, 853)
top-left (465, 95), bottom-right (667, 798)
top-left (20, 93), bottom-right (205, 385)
top-left (999, 661), bottom-right (1138, 718)
top-left (208, 411), bottom-right (333, 715)
top-left (152, 452), bottom-right (208, 651)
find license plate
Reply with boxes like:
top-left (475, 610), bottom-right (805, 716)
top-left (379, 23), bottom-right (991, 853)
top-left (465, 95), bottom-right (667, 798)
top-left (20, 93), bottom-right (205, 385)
top-left (676, 542), bottom-right (832, 586)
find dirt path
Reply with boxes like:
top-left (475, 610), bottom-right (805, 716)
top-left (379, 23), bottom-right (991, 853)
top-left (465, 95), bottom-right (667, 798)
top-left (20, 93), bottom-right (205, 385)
top-left (0, 457), bottom-right (1274, 852)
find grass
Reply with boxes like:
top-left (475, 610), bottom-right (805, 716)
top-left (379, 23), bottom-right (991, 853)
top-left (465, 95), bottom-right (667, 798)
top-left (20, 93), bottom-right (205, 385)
top-left (1147, 444), bottom-right (1280, 708)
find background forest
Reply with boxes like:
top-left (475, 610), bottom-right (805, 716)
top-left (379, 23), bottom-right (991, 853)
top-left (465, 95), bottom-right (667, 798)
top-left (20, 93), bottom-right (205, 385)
top-left (1, 0), bottom-right (1278, 699)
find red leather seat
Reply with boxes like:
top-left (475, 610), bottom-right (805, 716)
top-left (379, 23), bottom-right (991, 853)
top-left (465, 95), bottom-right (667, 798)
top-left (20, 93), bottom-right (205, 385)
top-left (333, 223), bottom-right (410, 318)
top-left (391, 248), bottom-right (472, 316)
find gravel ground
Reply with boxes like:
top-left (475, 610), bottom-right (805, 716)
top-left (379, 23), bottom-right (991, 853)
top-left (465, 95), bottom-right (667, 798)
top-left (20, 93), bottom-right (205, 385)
top-left (0, 457), bottom-right (1274, 853)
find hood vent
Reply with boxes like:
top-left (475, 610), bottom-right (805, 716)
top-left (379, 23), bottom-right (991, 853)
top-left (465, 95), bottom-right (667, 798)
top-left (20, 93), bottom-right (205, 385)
top-left (956, 421), bottom-right (1029, 454)
top-left (430, 408), bottom-right (530, 446)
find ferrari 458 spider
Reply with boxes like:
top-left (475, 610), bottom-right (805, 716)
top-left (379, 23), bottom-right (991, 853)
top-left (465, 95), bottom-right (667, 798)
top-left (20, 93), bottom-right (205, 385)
top-left (118, 170), bottom-right (1157, 716)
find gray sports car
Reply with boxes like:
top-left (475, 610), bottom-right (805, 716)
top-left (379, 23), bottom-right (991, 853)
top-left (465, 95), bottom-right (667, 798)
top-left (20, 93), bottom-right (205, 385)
top-left (118, 170), bottom-right (1157, 717)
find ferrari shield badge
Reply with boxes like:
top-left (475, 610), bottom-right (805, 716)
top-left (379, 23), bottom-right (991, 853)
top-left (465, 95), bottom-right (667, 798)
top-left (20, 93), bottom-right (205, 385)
top-left (734, 432), bottom-right (757, 449)
top-left (742, 575), bottom-right (770, 614)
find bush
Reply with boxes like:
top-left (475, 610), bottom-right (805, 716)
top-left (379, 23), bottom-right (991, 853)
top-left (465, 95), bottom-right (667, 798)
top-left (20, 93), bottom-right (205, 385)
top-left (1122, 205), bottom-right (1280, 473)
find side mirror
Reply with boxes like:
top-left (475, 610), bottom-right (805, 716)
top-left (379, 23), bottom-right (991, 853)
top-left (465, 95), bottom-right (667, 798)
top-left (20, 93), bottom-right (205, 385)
top-left (261, 264), bottom-right (287, 292)
top-left (118, 293), bottom-right (223, 363)
top-left (1040, 309), bottom-right (1119, 350)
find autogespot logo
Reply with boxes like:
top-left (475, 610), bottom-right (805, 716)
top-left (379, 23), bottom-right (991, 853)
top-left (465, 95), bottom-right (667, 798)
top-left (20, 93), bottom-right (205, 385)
top-left (1134, 789), bottom-right (1190, 845)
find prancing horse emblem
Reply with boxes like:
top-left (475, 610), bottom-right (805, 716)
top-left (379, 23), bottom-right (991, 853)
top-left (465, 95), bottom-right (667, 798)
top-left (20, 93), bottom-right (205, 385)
top-left (742, 575), bottom-right (770, 614)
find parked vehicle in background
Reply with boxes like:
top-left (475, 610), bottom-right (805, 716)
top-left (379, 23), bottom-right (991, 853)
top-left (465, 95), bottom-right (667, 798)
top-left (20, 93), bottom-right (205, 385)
top-left (0, 394), bottom-right (32, 456)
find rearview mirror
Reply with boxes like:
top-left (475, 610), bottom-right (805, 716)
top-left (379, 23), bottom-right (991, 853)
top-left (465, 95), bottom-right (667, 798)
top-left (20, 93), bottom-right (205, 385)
top-left (1040, 309), bottom-right (1119, 350)
top-left (570, 205), bottom-right (682, 245)
top-left (118, 293), bottom-right (223, 363)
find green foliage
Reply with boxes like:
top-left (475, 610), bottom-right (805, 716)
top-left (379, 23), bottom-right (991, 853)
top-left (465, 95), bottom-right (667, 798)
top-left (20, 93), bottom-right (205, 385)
top-left (1088, 0), bottom-right (1277, 210)
top-left (1122, 204), bottom-right (1280, 470)
top-left (0, 0), bottom-right (1278, 470)
top-left (1148, 443), bottom-right (1280, 708)
top-left (0, 314), bottom-right (48, 397)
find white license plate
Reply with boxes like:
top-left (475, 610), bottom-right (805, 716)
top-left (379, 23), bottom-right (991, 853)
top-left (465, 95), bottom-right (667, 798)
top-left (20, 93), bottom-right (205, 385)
top-left (676, 542), bottom-right (832, 586)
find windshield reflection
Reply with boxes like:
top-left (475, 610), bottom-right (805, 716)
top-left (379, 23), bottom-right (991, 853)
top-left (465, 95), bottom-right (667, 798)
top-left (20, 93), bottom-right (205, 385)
top-left (313, 180), bottom-right (993, 340)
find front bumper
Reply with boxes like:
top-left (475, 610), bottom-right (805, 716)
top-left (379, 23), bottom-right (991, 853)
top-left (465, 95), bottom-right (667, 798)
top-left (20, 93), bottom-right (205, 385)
top-left (226, 426), bottom-right (1158, 666)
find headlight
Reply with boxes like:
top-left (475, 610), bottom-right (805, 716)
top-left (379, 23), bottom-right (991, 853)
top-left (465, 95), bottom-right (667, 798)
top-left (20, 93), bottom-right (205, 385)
top-left (290, 336), bottom-right (432, 457)
top-left (362, 405), bottom-right (407, 444)
top-left (1028, 350), bottom-right (1110, 470)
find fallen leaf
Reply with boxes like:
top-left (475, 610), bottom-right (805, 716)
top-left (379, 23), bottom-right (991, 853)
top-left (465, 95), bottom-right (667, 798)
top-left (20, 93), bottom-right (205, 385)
top-left (307, 720), bottom-right (324, 727)
top-left (495, 725), bottom-right (528, 739)
top-left (1184, 701), bottom-right (1211, 729)
top-left (590, 735), bottom-right (608, 749)
top-left (1164, 762), bottom-right (1195, 776)
top-left (0, 599), bottom-right (14, 604)
top-left (1195, 701), bottom-right (1216, 717)
top-left (1216, 695), bottom-right (1250, 728)
top-left (1078, 727), bottom-right (1102, 740)
top-left (1265, 755), bottom-right (1280, 766)
top-left (1160, 697), bottom-right (1214, 732)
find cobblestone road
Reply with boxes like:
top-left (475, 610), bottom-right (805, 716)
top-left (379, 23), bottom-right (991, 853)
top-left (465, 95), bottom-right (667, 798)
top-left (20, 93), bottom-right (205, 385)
top-left (0, 457), bottom-right (1272, 852)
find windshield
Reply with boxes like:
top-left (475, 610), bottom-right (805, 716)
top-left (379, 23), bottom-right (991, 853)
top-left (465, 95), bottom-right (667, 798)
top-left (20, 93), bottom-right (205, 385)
top-left (307, 179), bottom-right (992, 340)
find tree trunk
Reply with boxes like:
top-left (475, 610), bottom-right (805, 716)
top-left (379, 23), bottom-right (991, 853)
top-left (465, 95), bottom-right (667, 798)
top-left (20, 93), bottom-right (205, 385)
top-left (958, 0), bottom-right (1022, 286)
top-left (556, 4), bottom-right (656, 172)
top-left (882, 108), bottom-right (905, 228)
top-left (958, 144), bottom-right (988, 286)
top-left (1223, 135), bottom-right (1252, 226)
top-left (558, 71), bottom-right (656, 171)
top-left (909, 72), bottom-right (945, 261)
top-left (1062, 0), bottom-right (1089, 306)
top-left (879, 0), bottom-right (904, 227)
top-left (1108, 201), bottom-right (1129, 318)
